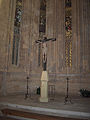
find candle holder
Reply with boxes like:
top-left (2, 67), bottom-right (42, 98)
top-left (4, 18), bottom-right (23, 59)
top-left (64, 77), bottom-right (73, 104)
top-left (25, 76), bottom-right (31, 99)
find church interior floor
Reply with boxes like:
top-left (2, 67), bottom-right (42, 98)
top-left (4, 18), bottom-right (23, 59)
top-left (0, 94), bottom-right (90, 120)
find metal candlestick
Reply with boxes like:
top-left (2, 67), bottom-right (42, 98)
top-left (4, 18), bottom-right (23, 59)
top-left (25, 76), bottom-right (31, 99)
top-left (64, 77), bottom-right (72, 104)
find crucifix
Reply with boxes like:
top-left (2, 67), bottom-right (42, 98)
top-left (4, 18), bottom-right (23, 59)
top-left (35, 36), bottom-right (56, 102)
top-left (35, 37), bottom-right (56, 71)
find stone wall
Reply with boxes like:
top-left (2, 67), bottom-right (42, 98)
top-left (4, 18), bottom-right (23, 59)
top-left (0, 0), bottom-right (90, 96)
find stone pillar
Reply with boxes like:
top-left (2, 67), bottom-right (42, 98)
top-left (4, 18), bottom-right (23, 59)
top-left (40, 71), bottom-right (48, 102)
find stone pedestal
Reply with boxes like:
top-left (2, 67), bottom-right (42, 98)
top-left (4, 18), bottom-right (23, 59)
top-left (40, 71), bottom-right (48, 102)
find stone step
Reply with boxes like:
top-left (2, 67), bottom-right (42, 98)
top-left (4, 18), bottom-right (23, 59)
top-left (1, 108), bottom-right (85, 120)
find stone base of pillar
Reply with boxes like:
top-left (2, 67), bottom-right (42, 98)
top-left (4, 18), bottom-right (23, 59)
top-left (40, 97), bottom-right (48, 102)
top-left (39, 71), bottom-right (48, 102)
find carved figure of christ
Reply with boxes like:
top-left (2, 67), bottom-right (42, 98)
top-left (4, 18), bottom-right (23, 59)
top-left (35, 37), bottom-right (56, 71)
